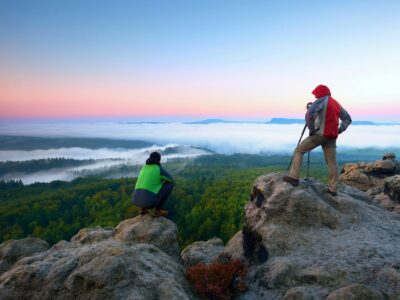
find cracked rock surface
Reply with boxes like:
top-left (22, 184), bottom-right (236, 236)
top-left (223, 172), bottom-right (400, 299)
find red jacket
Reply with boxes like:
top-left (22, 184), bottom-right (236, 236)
top-left (307, 85), bottom-right (352, 139)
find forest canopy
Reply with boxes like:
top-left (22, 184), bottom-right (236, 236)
top-left (0, 154), bottom-right (337, 247)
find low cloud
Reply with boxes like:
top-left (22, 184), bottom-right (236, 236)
top-left (0, 145), bottom-right (209, 183)
top-left (1, 160), bottom-right (133, 184)
top-left (1, 122), bottom-right (399, 155)
top-left (1, 122), bottom-right (399, 183)
top-left (0, 144), bottom-right (209, 162)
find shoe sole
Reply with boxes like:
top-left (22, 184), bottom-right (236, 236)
top-left (283, 176), bottom-right (299, 187)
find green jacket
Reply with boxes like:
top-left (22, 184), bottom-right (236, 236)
top-left (132, 164), bottom-right (175, 208)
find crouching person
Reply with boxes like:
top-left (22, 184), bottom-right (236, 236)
top-left (132, 152), bottom-right (175, 217)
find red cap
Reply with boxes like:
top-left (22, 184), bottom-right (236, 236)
top-left (312, 85), bottom-right (331, 98)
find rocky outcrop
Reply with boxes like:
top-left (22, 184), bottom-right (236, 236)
top-left (340, 162), bottom-right (386, 192)
top-left (224, 172), bottom-right (400, 299)
top-left (384, 175), bottom-right (400, 203)
top-left (0, 238), bottom-right (49, 275)
top-left (181, 237), bottom-right (224, 267)
top-left (0, 215), bottom-right (197, 300)
top-left (325, 283), bottom-right (384, 300)
top-left (340, 153), bottom-right (399, 192)
top-left (114, 216), bottom-right (181, 261)
top-left (2, 169), bottom-right (400, 299)
top-left (370, 175), bottom-right (400, 213)
top-left (340, 155), bottom-right (400, 214)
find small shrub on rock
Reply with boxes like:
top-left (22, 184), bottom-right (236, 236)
top-left (186, 259), bottom-right (247, 300)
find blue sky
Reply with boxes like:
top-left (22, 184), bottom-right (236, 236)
top-left (1, 0), bottom-right (399, 121)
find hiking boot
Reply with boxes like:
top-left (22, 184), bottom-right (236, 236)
top-left (152, 209), bottom-right (168, 218)
top-left (283, 175), bottom-right (299, 187)
top-left (327, 189), bottom-right (337, 196)
top-left (139, 208), bottom-right (148, 215)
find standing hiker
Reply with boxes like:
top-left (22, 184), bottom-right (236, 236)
top-left (283, 85), bottom-right (352, 196)
top-left (132, 152), bottom-right (175, 217)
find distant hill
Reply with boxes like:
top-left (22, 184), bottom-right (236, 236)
top-left (352, 120), bottom-right (376, 125)
top-left (117, 118), bottom-right (398, 126)
top-left (185, 118), bottom-right (380, 125)
top-left (266, 118), bottom-right (376, 125)
top-left (266, 118), bottom-right (305, 124)
top-left (185, 119), bottom-right (242, 124)
top-left (122, 122), bottom-right (165, 124)
top-left (0, 136), bottom-right (154, 150)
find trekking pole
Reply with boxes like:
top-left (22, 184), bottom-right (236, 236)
top-left (305, 101), bottom-right (313, 181)
top-left (287, 124), bottom-right (307, 171)
top-left (287, 102), bottom-right (313, 171)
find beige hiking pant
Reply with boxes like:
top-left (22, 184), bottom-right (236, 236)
top-left (289, 135), bottom-right (339, 192)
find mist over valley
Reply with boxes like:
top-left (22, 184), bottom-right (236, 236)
top-left (1, 121), bottom-right (399, 154)
top-left (0, 135), bottom-right (211, 183)
top-left (0, 121), bottom-right (399, 184)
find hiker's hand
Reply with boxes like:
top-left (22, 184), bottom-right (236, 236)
top-left (309, 129), bottom-right (317, 136)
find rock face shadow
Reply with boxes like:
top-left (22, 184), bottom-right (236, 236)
top-left (242, 225), bottom-right (268, 264)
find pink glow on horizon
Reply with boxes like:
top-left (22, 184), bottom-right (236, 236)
top-left (1, 70), bottom-right (400, 120)
top-left (0, 71), bottom-right (300, 118)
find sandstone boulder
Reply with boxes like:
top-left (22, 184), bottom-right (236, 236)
top-left (372, 266), bottom-right (400, 299)
top-left (0, 238), bottom-right (49, 275)
top-left (0, 216), bottom-right (197, 300)
top-left (372, 192), bottom-right (400, 213)
top-left (282, 286), bottom-right (328, 300)
top-left (326, 283), bottom-right (384, 300)
top-left (71, 226), bottom-right (114, 244)
top-left (340, 159), bottom-right (400, 214)
top-left (367, 159), bottom-right (397, 175)
top-left (227, 172), bottom-right (400, 299)
top-left (222, 230), bottom-right (245, 261)
top-left (384, 175), bottom-right (400, 203)
top-left (181, 237), bottom-right (224, 267)
top-left (114, 215), bottom-right (181, 261)
top-left (340, 162), bottom-right (385, 192)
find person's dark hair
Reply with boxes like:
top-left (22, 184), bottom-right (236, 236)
top-left (146, 151), bottom-right (161, 165)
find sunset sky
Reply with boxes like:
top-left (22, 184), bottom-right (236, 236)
top-left (1, 0), bottom-right (399, 121)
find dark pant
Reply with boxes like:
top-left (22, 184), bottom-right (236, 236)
top-left (155, 182), bottom-right (174, 209)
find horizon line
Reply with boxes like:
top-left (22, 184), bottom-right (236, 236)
top-left (0, 116), bottom-right (399, 124)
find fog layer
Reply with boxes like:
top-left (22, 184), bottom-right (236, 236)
top-left (0, 144), bottom-right (210, 183)
top-left (0, 144), bottom-right (209, 162)
top-left (1, 122), bottom-right (399, 154)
